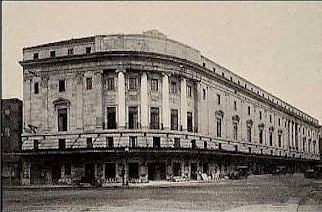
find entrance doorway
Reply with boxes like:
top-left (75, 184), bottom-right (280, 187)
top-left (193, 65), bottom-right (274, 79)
top-left (191, 163), bottom-right (197, 180)
top-left (148, 162), bottom-right (166, 180)
top-left (173, 163), bottom-right (181, 177)
top-left (52, 163), bottom-right (61, 184)
top-left (128, 163), bottom-right (139, 180)
top-left (84, 163), bottom-right (95, 183)
top-left (105, 163), bottom-right (116, 179)
top-left (203, 163), bottom-right (209, 175)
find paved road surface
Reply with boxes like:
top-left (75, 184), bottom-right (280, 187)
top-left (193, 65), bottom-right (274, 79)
top-left (3, 174), bottom-right (322, 211)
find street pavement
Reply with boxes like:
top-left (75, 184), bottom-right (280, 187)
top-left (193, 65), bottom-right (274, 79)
top-left (2, 174), bottom-right (322, 211)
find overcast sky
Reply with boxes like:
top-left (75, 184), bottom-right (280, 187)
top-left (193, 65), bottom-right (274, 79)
top-left (2, 2), bottom-right (322, 124)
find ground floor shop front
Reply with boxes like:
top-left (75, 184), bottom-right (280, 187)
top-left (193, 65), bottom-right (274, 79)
top-left (19, 149), bottom-right (319, 185)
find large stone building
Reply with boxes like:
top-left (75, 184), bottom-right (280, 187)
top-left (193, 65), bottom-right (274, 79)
top-left (2, 98), bottom-right (23, 185)
top-left (19, 30), bottom-right (321, 185)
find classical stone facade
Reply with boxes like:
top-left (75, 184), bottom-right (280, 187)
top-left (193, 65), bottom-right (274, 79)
top-left (19, 30), bottom-right (321, 185)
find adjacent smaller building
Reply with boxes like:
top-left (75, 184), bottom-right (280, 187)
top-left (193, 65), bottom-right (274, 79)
top-left (1, 98), bottom-right (23, 185)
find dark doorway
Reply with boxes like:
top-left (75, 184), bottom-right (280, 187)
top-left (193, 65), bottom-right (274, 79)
top-left (84, 163), bottom-right (95, 183)
top-left (107, 107), bottom-right (116, 129)
top-left (173, 163), bottom-right (181, 177)
top-left (191, 163), bottom-right (197, 180)
top-left (30, 163), bottom-right (45, 184)
top-left (203, 163), bottom-right (209, 175)
top-left (128, 163), bottom-right (139, 179)
top-left (105, 163), bottom-right (116, 179)
top-left (148, 162), bottom-right (166, 180)
top-left (52, 163), bottom-right (61, 184)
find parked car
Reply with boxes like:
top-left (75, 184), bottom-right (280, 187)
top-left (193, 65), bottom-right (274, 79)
top-left (229, 166), bottom-right (250, 180)
top-left (304, 165), bottom-right (322, 179)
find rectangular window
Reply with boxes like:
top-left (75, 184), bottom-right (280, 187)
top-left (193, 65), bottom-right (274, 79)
top-left (233, 123), bottom-right (238, 140)
top-left (187, 85), bottom-right (192, 97)
top-left (129, 136), bottom-right (137, 147)
top-left (203, 89), bottom-right (206, 100)
top-left (270, 115), bottom-right (272, 123)
top-left (234, 101), bottom-right (237, 111)
top-left (278, 134), bottom-right (282, 147)
top-left (217, 118), bottom-right (222, 137)
top-left (58, 139), bottom-right (66, 150)
top-left (191, 140), bottom-right (196, 149)
top-left (153, 137), bottom-right (161, 148)
top-left (187, 112), bottom-right (193, 132)
top-left (247, 126), bottom-right (252, 142)
top-left (34, 140), bottom-right (39, 150)
top-left (204, 141), bottom-right (207, 149)
top-left (278, 118), bottom-right (281, 126)
top-left (129, 78), bottom-right (137, 90)
top-left (68, 48), bottom-right (73, 55)
top-left (269, 132), bottom-right (273, 146)
top-left (170, 109), bottom-right (178, 130)
top-left (106, 107), bottom-right (116, 129)
top-left (170, 81), bottom-right (177, 94)
top-left (150, 107), bottom-right (159, 129)
top-left (151, 79), bottom-right (158, 91)
top-left (86, 77), bottom-right (92, 90)
top-left (248, 106), bottom-right (251, 115)
top-left (259, 111), bottom-right (262, 120)
top-left (58, 108), bottom-right (67, 131)
top-left (65, 163), bottom-right (71, 175)
top-left (217, 94), bottom-right (221, 105)
top-left (107, 78), bottom-right (115, 90)
top-left (259, 129), bottom-right (263, 144)
top-left (174, 138), bottom-right (180, 148)
top-left (87, 138), bottom-right (93, 148)
top-left (34, 82), bottom-right (39, 94)
top-left (59, 80), bottom-right (65, 92)
top-left (107, 137), bottom-right (114, 148)
top-left (50, 51), bottom-right (56, 58)
top-left (128, 107), bottom-right (138, 129)
top-left (33, 53), bottom-right (39, 60)
top-left (86, 47), bottom-right (91, 54)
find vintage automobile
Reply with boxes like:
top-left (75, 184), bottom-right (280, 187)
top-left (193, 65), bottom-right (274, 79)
top-left (304, 165), bottom-right (322, 179)
top-left (273, 166), bottom-right (287, 175)
top-left (229, 166), bottom-right (250, 180)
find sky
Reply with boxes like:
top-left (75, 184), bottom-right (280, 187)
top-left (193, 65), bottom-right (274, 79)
top-left (2, 1), bottom-right (322, 124)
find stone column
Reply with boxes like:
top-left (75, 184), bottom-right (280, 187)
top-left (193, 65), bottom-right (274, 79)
top-left (180, 78), bottom-right (187, 131)
top-left (162, 73), bottom-right (170, 130)
top-left (292, 121), bottom-right (295, 149)
top-left (141, 72), bottom-right (149, 129)
top-left (117, 70), bottom-right (126, 129)
top-left (288, 120), bottom-right (292, 149)
top-left (76, 73), bottom-right (84, 130)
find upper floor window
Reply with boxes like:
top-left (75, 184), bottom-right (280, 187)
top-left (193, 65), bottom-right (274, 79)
top-left (259, 111), bottom-right (262, 120)
top-left (129, 78), bottom-right (137, 90)
top-left (187, 112), bottom-right (193, 132)
top-left (234, 101), bottom-right (237, 111)
top-left (247, 126), bottom-right (252, 142)
top-left (191, 140), bottom-right (197, 149)
top-left (248, 106), bottom-right (251, 115)
top-left (86, 47), bottom-right (91, 54)
top-left (278, 134), bottom-right (282, 147)
top-left (59, 80), bottom-right (65, 92)
top-left (150, 107), bottom-right (159, 129)
top-left (58, 108), bottom-right (67, 131)
top-left (33, 140), bottom-right (39, 150)
top-left (269, 132), bottom-right (273, 146)
top-left (151, 79), bottom-right (158, 91)
top-left (170, 81), bottom-right (177, 94)
top-left (107, 137), bottom-right (114, 148)
top-left (107, 78), bottom-right (115, 90)
top-left (34, 82), bottom-right (39, 94)
top-left (203, 89), bottom-right (206, 100)
top-left (259, 129), bottom-right (263, 144)
top-left (270, 115), bottom-right (272, 123)
top-left (86, 77), bottom-right (92, 90)
top-left (278, 118), bottom-right (281, 126)
top-left (233, 123), bottom-right (238, 140)
top-left (171, 109), bottom-right (178, 130)
top-left (217, 118), bottom-right (222, 138)
top-left (87, 138), bottom-right (93, 148)
top-left (174, 138), bottom-right (180, 148)
top-left (68, 48), bottom-right (73, 55)
top-left (202, 62), bottom-right (206, 67)
top-left (129, 136), bottom-right (137, 148)
top-left (58, 139), bottom-right (66, 150)
top-left (187, 85), bottom-right (192, 97)
top-left (50, 51), bottom-right (56, 58)
top-left (153, 137), bottom-right (161, 148)
top-left (33, 53), bottom-right (39, 60)
top-left (217, 94), bottom-right (221, 105)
